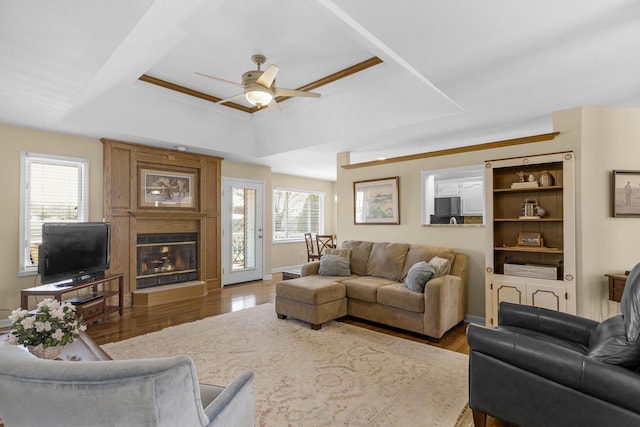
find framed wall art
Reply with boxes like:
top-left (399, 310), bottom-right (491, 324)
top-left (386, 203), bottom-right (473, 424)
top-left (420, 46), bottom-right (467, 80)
top-left (138, 166), bottom-right (198, 209)
top-left (353, 176), bottom-right (400, 224)
top-left (517, 232), bottom-right (542, 247)
top-left (612, 170), bottom-right (640, 217)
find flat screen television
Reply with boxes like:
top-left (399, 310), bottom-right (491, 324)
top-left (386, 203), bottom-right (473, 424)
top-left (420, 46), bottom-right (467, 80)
top-left (38, 222), bottom-right (111, 285)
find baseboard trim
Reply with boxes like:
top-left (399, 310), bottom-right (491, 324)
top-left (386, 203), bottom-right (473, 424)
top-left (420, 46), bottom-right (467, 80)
top-left (465, 314), bottom-right (485, 325)
top-left (272, 265), bottom-right (303, 273)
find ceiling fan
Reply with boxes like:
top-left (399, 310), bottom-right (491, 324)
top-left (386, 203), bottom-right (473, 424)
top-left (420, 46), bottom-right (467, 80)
top-left (196, 54), bottom-right (321, 112)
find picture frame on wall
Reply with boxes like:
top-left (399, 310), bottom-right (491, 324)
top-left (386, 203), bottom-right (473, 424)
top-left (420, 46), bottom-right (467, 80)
top-left (353, 176), bottom-right (400, 224)
top-left (138, 166), bottom-right (198, 209)
top-left (612, 170), bottom-right (640, 217)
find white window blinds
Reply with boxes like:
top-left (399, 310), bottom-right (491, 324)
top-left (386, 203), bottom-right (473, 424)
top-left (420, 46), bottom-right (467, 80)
top-left (273, 188), bottom-right (324, 242)
top-left (19, 152), bottom-right (88, 274)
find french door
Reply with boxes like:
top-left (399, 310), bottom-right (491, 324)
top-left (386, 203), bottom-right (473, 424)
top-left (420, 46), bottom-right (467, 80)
top-left (222, 178), bottom-right (264, 286)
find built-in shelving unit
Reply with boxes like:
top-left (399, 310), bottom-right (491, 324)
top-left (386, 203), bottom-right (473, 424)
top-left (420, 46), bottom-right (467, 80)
top-left (484, 152), bottom-right (576, 327)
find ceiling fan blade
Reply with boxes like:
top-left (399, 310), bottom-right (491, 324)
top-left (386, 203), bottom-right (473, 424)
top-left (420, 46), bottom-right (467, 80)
top-left (256, 65), bottom-right (279, 88)
top-left (267, 98), bottom-right (282, 112)
top-left (195, 72), bottom-right (245, 88)
top-left (216, 93), bottom-right (245, 104)
top-left (273, 87), bottom-right (321, 98)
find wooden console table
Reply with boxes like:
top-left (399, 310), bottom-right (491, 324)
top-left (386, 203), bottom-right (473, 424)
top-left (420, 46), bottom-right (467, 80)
top-left (21, 273), bottom-right (124, 324)
top-left (605, 272), bottom-right (629, 302)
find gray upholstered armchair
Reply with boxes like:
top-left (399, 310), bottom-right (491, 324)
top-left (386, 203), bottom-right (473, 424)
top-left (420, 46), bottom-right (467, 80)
top-left (0, 346), bottom-right (254, 427)
top-left (467, 262), bottom-right (640, 427)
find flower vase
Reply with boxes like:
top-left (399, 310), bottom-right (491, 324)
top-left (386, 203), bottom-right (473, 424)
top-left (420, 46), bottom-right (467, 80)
top-left (27, 344), bottom-right (64, 359)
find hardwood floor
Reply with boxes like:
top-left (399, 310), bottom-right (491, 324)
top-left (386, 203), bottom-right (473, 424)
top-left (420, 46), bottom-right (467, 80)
top-left (87, 273), bottom-right (469, 353)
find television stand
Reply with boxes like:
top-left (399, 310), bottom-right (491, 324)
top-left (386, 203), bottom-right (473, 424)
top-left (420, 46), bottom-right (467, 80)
top-left (20, 273), bottom-right (124, 325)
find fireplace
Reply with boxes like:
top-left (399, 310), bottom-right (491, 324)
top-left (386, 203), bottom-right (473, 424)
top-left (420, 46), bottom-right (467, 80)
top-left (136, 233), bottom-right (198, 289)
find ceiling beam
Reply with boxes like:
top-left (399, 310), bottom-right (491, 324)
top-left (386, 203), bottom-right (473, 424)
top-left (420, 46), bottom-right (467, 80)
top-left (138, 56), bottom-right (383, 113)
top-left (342, 132), bottom-right (561, 169)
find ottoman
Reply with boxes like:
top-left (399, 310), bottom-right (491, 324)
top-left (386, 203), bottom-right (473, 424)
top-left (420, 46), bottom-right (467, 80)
top-left (275, 276), bottom-right (347, 329)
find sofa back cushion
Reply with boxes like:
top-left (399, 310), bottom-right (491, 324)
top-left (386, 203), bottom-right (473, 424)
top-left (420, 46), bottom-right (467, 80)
top-left (401, 245), bottom-right (457, 281)
top-left (341, 240), bottom-right (373, 276)
top-left (365, 242), bottom-right (410, 282)
top-left (588, 315), bottom-right (640, 368)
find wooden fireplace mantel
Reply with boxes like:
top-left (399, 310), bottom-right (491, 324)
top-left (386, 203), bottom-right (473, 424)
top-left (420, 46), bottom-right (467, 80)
top-left (102, 139), bottom-right (223, 307)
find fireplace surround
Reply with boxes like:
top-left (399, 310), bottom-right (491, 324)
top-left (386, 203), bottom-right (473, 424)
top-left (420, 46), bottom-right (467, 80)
top-left (102, 139), bottom-right (222, 307)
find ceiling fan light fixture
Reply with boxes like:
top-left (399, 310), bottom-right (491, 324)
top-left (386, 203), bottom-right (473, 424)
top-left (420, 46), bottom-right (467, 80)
top-left (245, 89), bottom-right (273, 106)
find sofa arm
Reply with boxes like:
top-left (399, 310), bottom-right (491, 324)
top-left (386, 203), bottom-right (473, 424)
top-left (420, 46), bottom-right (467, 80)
top-left (499, 302), bottom-right (599, 346)
top-left (301, 262), bottom-right (320, 276)
top-left (203, 371), bottom-right (254, 427)
top-left (467, 324), bottom-right (640, 414)
top-left (423, 274), bottom-right (463, 338)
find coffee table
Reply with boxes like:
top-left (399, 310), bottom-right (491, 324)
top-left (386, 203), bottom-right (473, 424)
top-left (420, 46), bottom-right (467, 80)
top-left (0, 331), bottom-right (111, 361)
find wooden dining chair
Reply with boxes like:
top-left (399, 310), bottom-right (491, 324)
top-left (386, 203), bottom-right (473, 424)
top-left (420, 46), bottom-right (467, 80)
top-left (304, 233), bottom-right (320, 262)
top-left (316, 234), bottom-right (336, 259)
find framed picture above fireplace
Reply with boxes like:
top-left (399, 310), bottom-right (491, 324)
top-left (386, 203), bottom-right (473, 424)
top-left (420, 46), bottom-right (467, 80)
top-left (138, 166), bottom-right (198, 209)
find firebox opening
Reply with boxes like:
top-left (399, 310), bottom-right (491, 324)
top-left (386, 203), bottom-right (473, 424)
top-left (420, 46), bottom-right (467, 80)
top-left (136, 233), bottom-right (198, 289)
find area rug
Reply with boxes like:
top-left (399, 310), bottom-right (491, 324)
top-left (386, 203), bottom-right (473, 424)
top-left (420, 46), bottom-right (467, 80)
top-left (103, 303), bottom-right (471, 427)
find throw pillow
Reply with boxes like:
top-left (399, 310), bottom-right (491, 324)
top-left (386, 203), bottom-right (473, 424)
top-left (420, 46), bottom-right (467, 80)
top-left (318, 254), bottom-right (351, 276)
top-left (404, 261), bottom-right (436, 293)
top-left (324, 248), bottom-right (351, 259)
top-left (429, 256), bottom-right (451, 276)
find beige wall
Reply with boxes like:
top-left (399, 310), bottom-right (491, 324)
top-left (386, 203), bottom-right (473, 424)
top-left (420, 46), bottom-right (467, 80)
top-left (336, 138), bottom-right (574, 319)
top-left (0, 124), bottom-right (103, 315)
top-left (0, 131), bottom-right (336, 317)
top-left (335, 106), bottom-right (640, 321)
top-left (2, 106), bottom-right (638, 322)
top-left (574, 106), bottom-right (640, 320)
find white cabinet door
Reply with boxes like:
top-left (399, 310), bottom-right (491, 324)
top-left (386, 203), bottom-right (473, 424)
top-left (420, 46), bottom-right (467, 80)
top-left (435, 181), bottom-right (460, 197)
top-left (460, 181), bottom-right (483, 215)
top-left (488, 277), bottom-right (527, 326)
top-left (526, 282), bottom-right (567, 312)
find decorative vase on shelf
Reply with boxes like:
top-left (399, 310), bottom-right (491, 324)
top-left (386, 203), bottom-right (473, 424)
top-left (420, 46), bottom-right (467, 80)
top-left (27, 344), bottom-right (64, 359)
top-left (540, 171), bottom-right (553, 187)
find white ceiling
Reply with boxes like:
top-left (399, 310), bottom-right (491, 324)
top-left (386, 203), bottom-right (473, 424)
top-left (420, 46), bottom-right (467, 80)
top-left (2, 1), bottom-right (640, 180)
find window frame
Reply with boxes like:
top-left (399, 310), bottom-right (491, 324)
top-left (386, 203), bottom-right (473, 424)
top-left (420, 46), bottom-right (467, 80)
top-left (272, 187), bottom-right (325, 243)
top-left (421, 164), bottom-right (485, 225)
top-left (18, 152), bottom-right (89, 276)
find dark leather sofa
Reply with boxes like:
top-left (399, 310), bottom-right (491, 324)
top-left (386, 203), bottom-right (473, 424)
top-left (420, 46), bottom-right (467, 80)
top-left (467, 263), bottom-right (640, 427)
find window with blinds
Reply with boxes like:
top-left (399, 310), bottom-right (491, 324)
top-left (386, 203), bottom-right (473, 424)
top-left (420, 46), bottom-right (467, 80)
top-left (19, 152), bottom-right (88, 275)
top-left (273, 188), bottom-right (324, 242)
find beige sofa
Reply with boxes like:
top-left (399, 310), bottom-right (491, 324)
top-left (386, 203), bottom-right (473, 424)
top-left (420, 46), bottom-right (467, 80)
top-left (276, 240), bottom-right (469, 340)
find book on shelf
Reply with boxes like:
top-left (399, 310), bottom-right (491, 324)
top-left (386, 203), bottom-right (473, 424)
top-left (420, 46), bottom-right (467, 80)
top-left (511, 181), bottom-right (539, 189)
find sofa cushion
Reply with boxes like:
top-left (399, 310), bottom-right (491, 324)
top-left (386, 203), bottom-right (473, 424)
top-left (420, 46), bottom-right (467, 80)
top-left (588, 315), bottom-right (640, 368)
top-left (341, 276), bottom-right (397, 302)
top-left (401, 245), bottom-right (456, 281)
top-left (341, 241), bottom-right (373, 276)
top-left (318, 254), bottom-right (351, 276)
top-left (429, 256), bottom-right (451, 277)
top-left (404, 261), bottom-right (436, 293)
top-left (377, 283), bottom-right (425, 313)
top-left (276, 277), bottom-right (346, 305)
top-left (365, 242), bottom-right (410, 281)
